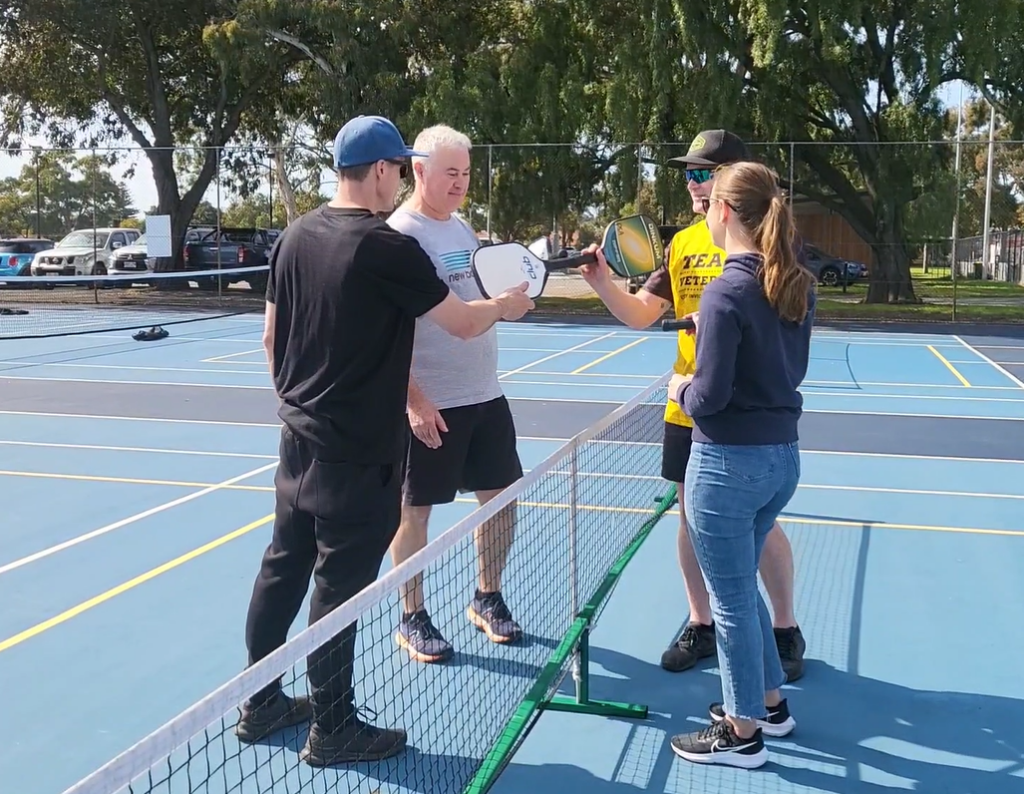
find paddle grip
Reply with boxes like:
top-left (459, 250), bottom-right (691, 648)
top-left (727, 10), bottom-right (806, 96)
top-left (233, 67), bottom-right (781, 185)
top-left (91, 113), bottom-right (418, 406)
top-left (661, 318), bottom-right (696, 332)
top-left (554, 251), bottom-right (599, 270)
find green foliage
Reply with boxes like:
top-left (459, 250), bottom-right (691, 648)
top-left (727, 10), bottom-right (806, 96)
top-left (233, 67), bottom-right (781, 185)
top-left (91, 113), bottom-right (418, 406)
top-left (0, 151), bottom-right (135, 239)
top-left (3, 0), bottom-right (1024, 298)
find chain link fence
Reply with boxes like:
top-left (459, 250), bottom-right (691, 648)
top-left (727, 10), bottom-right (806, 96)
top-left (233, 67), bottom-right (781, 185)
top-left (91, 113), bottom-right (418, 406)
top-left (3, 140), bottom-right (1023, 322)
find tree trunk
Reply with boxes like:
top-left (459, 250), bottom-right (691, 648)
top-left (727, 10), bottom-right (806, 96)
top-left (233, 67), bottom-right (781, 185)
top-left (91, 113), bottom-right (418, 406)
top-left (147, 146), bottom-right (221, 279)
top-left (273, 147), bottom-right (298, 226)
top-left (864, 198), bottom-right (917, 304)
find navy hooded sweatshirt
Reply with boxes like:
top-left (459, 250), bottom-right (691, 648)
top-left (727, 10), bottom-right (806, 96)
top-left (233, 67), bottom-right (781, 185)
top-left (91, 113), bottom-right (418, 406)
top-left (677, 252), bottom-right (816, 445)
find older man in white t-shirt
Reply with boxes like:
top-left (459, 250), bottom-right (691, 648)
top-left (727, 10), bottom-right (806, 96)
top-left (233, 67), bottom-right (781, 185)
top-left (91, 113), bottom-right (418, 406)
top-left (386, 124), bottom-right (523, 664)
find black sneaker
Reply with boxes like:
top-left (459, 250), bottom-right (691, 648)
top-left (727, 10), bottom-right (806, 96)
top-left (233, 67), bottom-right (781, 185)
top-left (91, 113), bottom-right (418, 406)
top-left (775, 626), bottom-right (806, 682)
top-left (234, 692), bottom-right (312, 743)
top-left (395, 609), bottom-right (454, 663)
top-left (709, 699), bottom-right (795, 737)
top-left (670, 719), bottom-right (768, 769)
top-left (467, 591), bottom-right (523, 644)
top-left (300, 716), bottom-right (407, 766)
top-left (660, 622), bottom-right (716, 672)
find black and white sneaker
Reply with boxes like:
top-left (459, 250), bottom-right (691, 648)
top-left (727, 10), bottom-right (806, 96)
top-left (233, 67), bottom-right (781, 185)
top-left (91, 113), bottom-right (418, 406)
top-left (708, 698), bottom-right (795, 737)
top-left (670, 720), bottom-right (768, 769)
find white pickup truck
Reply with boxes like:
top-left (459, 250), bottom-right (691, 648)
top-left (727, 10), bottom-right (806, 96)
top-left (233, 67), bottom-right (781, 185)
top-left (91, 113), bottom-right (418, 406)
top-left (30, 227), bottom-right (142, 276)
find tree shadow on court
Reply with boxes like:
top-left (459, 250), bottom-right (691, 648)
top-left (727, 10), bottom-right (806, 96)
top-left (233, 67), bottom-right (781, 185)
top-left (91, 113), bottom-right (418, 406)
top-left (551, 645), bottom-right (1024, 794)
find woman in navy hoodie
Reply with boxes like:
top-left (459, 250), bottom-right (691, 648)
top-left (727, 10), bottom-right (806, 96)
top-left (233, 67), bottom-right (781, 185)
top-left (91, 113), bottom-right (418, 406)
top-left (666, 161), bottom-right (816, 770)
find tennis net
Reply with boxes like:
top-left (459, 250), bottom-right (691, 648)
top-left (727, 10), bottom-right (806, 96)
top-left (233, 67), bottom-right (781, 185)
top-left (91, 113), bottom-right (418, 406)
top-left (0, 265), bottom-right (268, 340)
top-left (61, 370), bottom-right (676, 794)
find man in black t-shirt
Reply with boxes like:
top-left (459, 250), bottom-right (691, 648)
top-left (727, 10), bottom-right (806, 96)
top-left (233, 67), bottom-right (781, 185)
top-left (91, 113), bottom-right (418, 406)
top-left (234, 115), bottom-right (534, 766)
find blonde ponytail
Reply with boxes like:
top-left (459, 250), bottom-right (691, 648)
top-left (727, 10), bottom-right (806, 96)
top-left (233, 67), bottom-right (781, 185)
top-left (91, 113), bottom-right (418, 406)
top-left (711, 163), bottom-right (816, 323)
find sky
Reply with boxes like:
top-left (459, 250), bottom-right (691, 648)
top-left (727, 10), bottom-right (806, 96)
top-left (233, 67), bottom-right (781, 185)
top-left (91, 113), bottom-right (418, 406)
top-left (0, 81), bottom-right (977, 224)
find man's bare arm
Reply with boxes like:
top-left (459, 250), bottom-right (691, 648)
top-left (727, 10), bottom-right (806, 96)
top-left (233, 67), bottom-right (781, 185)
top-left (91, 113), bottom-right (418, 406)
top-left (262, 301), bottom-right (277, 384)
top-left (590, 281), bottom-right (671, 329)
top-left (424, 289), bottom-right (527, 340)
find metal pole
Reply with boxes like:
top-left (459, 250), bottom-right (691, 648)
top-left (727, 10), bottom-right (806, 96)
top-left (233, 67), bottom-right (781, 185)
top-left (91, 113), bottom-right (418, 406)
top-left (788, 142), bottom-right (795, 207)
top-left (981, 101), bottom-right (996, 280)
top-left (33, 148), bottom-right (41, 238)
top-left (568, 442), bottom-right (584, 703)
top-left (216, 145), bottom-right (222, 297)
top-left (486, 145), bottom-right (493, 240)
top-left (950, 82), bottom-right (964, 319)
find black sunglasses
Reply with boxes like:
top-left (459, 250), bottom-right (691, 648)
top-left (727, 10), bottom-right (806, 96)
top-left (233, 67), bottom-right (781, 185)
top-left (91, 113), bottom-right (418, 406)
top-left (386, 159), bottom-right (410, 179)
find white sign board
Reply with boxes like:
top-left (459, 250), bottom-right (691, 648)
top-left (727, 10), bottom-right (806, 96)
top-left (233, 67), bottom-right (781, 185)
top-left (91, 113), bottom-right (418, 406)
top-left (144, 214), bottom-right (172, 257)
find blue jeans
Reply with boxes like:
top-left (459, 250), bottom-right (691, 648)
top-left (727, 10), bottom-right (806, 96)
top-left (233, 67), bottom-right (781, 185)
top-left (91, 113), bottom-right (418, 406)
top-left (683, 440), bottom-right (800, 721)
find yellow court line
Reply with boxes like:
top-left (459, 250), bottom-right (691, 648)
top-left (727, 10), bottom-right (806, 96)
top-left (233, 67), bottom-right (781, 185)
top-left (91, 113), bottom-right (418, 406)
top-left (0, 469), bottom-right (274, 492)
top-left (927, 345), bottom-right (972, 387)
top-left (0, 514), bottom-right (275, 655)
top-left (571, 338), bottom-right (647, 375)
top-left (450, 497), bottom-right (1021, 537)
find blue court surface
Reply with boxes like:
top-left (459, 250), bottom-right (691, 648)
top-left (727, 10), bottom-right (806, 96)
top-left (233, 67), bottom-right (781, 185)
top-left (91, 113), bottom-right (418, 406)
top-left (1, 314), bottom-right (1023, 794)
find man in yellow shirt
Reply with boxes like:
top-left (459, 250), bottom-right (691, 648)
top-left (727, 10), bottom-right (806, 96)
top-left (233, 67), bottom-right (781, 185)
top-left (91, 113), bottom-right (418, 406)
top-left (579, 130), bottom-right (806, 682)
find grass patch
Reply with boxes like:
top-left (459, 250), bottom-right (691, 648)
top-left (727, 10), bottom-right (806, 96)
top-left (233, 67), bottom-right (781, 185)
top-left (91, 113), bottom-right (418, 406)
top-left (816, 299), bottom-right (1023, 322)
top-left (534, 293), bottom-right (1024, 324)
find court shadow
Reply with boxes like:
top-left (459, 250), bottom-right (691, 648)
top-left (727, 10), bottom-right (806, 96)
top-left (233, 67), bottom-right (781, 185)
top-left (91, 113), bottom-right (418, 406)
top-left (447, 649), bottom-right (545, 680)
top-left (770, 660), bottom-right (1024, 794)
top-left (243, 729), bottom-right (522, 793)
top-left (570, 648), bottom-right (1024, 794)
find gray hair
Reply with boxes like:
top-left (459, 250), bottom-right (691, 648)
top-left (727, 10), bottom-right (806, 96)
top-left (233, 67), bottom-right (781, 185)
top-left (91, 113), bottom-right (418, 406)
top-left (412, 125), bottom-right (472, 172)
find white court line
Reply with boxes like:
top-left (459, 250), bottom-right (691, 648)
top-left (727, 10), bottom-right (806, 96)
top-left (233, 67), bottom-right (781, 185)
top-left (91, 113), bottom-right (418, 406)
top-left (0, 440), bottom-right (278, 460)
top-left (953, 335), bottom-right (1024, 389)
top-left (0, 372), bottom-right (655, 393)
top-left (801, 448), bottom-right (1024, 465)
top-left (0, 410), bottom-right (280, 427)
top-left (0, 361), bottom-right (272, 377)
top-left (539, 469), bottom-right (1024, 500)
top-left (805, 390), bottom-right (1024, 405)
top-left (0, 462), bottom-right (277, 576)
top-left (498, 331), bottom-right (618, 379)
top-left (968, 344), bottom-right (1024, 350)
top-left (503, 379), bottom-right (641, 390)
top-left (802, 378), bottom-right (1018, 391)
top-left (0, 374), bottom-right (275, 391)
top-left (535, 445), bottom-right (1024, 465)
top-left (805, 408), bottom-right (1024, 422)
top-left (201, 348), bottom-right (265, 363)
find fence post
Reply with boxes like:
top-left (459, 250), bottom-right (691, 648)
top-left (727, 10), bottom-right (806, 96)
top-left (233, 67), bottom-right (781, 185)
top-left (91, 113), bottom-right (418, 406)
top-left (567, 440), bottom-right (583, 700)
top-left (486, 145), bottom-right (493, 240)
top-left (788, 142), bottom-right (795, 208)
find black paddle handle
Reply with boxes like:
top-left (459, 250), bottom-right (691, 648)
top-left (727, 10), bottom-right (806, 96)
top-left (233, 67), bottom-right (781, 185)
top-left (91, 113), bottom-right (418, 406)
top-left (550, 251), bottom-right (599, 270)
top-left (661, 318), bottom-right (696, 332)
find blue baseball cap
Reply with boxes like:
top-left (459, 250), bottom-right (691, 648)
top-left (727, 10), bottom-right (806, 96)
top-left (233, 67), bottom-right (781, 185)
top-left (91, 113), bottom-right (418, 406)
top-left (333, 115), bottom-right (428, 169)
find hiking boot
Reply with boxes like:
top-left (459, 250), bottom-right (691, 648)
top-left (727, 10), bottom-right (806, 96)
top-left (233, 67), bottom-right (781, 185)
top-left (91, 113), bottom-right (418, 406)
top-left (234, 692), bottom-right (312, 743)
top-left (395, 610), bottom-right (454, 663)
top-left (300, 717), bottom-right (407, 766)
top-left (467, 590), bottom-right (523, 644)
top-left (660, 622), bottom-right (717, 672)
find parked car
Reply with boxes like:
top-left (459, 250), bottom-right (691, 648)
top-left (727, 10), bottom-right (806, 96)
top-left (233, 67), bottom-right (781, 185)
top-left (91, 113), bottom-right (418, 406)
top-left (30, 228), bottom-right (142, 276)
top-left (801, 243), bottom-right (867, 287)
top-left (109, 233), bottom-right (154, 275)
top-left (0, 237), bottom-right (55, 279)
top-left (182, 227), bottom-right (275, 292)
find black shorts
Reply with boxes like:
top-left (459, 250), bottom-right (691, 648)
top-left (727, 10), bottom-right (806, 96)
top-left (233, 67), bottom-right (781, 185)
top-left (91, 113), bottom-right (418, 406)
top-left (404, 396), bottom-right (524, 507)
top-left (661, 421), bottom-right (694, 484)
